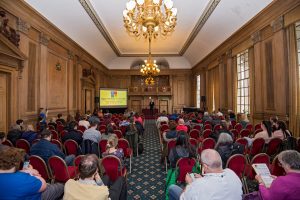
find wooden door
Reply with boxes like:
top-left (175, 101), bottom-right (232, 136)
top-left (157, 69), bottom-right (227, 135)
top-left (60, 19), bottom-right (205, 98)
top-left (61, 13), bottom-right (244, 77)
top-left (0, 73), bottom-right (8, 133)
top-left (85, 89), bottom-right (92, 114)
top-left (159, 100), bottom-right (168, 113)
top-left (131, 100), bottom-right (142, 113)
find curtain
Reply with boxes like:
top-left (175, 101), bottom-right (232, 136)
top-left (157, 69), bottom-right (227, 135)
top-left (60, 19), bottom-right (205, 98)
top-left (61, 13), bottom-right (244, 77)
top-left (207, 66), bottom-right (220, 112)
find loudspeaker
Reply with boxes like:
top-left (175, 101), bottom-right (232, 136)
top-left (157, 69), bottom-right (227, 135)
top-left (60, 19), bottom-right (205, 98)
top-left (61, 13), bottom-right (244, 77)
top-left (95, 97), bottom-right (100, 103)
top-left (201, 96), bottom-right (206, 102)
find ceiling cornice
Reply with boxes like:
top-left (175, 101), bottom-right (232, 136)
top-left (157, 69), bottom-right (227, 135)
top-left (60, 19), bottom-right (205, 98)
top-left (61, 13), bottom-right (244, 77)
top-left (79, 0), bottom-right (220, 57)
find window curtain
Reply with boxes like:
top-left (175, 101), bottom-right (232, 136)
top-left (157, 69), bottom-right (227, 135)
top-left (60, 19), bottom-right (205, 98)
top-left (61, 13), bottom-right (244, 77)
top-left (286, 24), bottom-right (300, 137)
top-left (207, 66), bottom-right (220, 112)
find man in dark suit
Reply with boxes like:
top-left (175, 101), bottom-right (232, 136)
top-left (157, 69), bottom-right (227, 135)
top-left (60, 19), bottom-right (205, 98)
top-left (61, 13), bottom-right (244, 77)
top-left (149, 100), bottom-right (155, 115)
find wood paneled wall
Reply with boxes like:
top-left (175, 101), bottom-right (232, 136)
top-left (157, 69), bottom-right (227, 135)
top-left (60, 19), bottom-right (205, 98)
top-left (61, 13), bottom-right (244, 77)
top-left (192, 0), bottom-right (300, 137)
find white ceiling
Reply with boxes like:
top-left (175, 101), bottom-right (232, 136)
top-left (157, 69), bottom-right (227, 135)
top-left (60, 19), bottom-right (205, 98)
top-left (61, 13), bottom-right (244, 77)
top-left (25, 0), bottom-right (273, 69)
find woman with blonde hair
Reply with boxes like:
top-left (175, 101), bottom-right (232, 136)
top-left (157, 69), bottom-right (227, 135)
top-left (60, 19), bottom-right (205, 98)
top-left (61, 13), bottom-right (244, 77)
top-left (102, 134), bottom-right (124, 165)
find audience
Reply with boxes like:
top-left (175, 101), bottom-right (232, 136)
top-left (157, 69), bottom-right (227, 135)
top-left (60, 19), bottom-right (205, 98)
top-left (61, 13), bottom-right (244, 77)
top-left (255, 150), bottom-right (300, 200)
top-left (125, 118), bottom-right (138, 156)
top-left (83, 116), bottom-right (101, 144)
top-left (156, 111), bottom-right (169, 128)
top-left (239, 113), bottom-right (249, 129)
top-left (168, 134), bottom-right (196, 168)
top-left (64, 154), bottom-right (127, 200)
top-left (48, 118), bottom-right (57, 129)
top-left (272, 121), bottom-right (291, 140)
top-left (168, 149), bottom-right (243, 200)
top-left (56, 113), bottom-right (66, 126)
top-left (0, 147), bottom-right (64, 200)
top-left (39, 107), bottom-right (48, 125)
top-left (119, 116), bottom-right (130, 127)
top-left (7, 124), bottom-right (23, 146)
top-left (30, 129), bottom-right (75, 166)
top-left (254, 120), bottom-right (273, 143)
top-left (164, 121), bottom-right (178, 140)
top-left (15, 119), bottom-right (25, 131)
top-left (133, 113), bottom-right (143, 125)
top-left (62, 121), bottom-right (83, 145)
top-left (176, 118), bottom-right (188, 133)
top-left (79, 115), bottom-right (90, 130)
top-left (21, 124), bottom-right (38, 145)
top-left (101, 125), bottom-right (115, 140)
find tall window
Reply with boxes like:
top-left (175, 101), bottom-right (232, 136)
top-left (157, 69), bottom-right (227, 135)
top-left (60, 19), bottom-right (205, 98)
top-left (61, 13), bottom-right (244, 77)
top-left (196, 75), bottom-right (201, 108)
top-left (237, 49), bottom-right (250, 114)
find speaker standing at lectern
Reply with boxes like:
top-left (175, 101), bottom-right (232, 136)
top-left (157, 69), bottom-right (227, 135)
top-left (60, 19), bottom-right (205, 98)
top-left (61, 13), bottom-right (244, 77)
top-left (149, 100), bottom-right (155, 115)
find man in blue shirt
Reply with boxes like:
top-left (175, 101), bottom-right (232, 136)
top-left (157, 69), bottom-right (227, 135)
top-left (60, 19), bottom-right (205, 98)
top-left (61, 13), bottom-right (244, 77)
top-left (30, 129), bottom-right (74, 166)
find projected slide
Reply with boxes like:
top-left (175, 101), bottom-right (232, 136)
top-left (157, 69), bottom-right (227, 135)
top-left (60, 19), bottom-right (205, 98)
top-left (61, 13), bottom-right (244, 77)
top-left (99, 88), bottom-right (127, 108)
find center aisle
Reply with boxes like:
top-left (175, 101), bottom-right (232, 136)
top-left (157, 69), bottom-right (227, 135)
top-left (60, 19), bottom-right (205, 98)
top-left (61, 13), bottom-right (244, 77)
top-left (127, 119), bottom-right (166, 199)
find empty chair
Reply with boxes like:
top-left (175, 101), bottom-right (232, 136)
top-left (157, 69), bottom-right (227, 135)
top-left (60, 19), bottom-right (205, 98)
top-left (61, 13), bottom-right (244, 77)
top-left (240, 129), bottom-right (251, 138)
top-left (193, 125), bottom-right (201, 131)
top-left (118, 138), bottom-right (133, 173)
top-left (176, 158), bottom-right (196, 183)
top-left (2, 139), bottom-right (13, 147)
top-left (189, 129), bottom-right (200, 140)
top-left (114, 130), bottom-right (123, 139)
top-left (50, 130), bottom-right (59, 140)
top-left (16, 139), bottom-right (30, 153)
top-left (29, 155), bottom-right (52, 182)
top-left (100, 155), bottom-right (127, 182)
top-left (48, 156), bottom-right (77, 183)
top-left (266, 138), bottom-right (282, 157)
top-left (202, 129), bottom-right (212, 139)
top-left (64, 139), bottom-right (79, 156)
top-left (198, 138), bottom-right (215, 155)
top-left (213, 124), bottom-right (221, 133)
top-left (246, 124), bottom-right (253, 133)
top-left (247, 138), bottom-right (265, 158)
top-left (99, 139), bottom-right (108, 155)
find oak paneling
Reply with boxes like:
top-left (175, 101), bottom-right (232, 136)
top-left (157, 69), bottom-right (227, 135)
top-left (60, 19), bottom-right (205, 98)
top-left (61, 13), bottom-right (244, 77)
top-left (27, 42), bottom-right (36, 111)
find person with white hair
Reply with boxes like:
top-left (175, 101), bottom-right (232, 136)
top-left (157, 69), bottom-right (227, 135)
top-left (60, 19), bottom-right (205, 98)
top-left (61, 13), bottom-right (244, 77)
top-left (168, 149), bottom-right (242, 200)
top-left (176, 118), bottom-right (188, 132)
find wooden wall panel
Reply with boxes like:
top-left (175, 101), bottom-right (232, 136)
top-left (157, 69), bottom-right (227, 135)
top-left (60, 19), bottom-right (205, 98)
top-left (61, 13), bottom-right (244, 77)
top-left (0, 73), bottom-right (8, 133)
top-left (27, 42), bottom-right (36, 111)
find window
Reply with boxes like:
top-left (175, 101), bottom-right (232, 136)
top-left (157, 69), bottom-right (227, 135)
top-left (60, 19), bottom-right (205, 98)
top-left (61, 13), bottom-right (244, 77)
top-left (237, 49), bottom-right (250, 114)
top-left (196, 75), bottom-right (201, 108)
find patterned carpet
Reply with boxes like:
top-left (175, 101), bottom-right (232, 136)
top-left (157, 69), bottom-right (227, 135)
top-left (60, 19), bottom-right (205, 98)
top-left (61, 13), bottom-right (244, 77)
top-left (127, 120), bottom-right (166, 200)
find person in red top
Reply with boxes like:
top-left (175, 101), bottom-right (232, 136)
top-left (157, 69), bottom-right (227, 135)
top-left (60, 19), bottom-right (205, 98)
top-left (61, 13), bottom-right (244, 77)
top-left (176, 118), bottom-right (188, 133)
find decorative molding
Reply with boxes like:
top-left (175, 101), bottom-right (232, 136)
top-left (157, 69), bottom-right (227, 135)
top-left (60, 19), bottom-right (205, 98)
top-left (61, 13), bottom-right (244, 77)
top-left (79, 0), bottom-right (220, 57)
top-left (251, 30), bottom-right (261, 44)
top-left (17, 18), bottom-right (30, 35)
top-left (226, 49), bottom-right (232, 58)
top-left (179, 0), bottom-right (221, 55)
top-left (271, 16), bottom-right (284, 32)
top-left (78, 0), bottom-right (121, 56)
top-left (39, 32), bottom-right (50, 46)
top-left (218, 56), bottom-right (223, 64)
top-left (67, 50), bottom-right (74, 59)
top-left (0, 11), bottom-right (20, 47)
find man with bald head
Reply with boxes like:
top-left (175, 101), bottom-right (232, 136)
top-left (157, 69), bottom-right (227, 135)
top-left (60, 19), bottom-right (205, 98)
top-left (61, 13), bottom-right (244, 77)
top-left (169, 149), bottom-right (242, 200)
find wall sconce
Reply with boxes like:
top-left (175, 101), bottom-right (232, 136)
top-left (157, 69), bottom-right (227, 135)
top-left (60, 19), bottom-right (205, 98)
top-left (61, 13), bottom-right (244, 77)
top-left (55, 62), bottom-right (62, 71)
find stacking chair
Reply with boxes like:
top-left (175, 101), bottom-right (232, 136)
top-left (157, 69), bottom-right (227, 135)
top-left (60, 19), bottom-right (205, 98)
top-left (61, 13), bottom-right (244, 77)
top-left (50, 130), bottom-right (59, 140)
top-left (73, 155), bottom-right (84, 167)
top-left (99, 139), bottom-right (108, 155)
top-left (266, 138), bottom-right (282, 158)
top-left (254, 129), bottom-right (263, 136)
top-left (254, 124), bottom-right (261, 131)
top-left (165, 140), bottom-right (177, 172)
top-left (235, 138), bottom-right (248, 154)
top-left (240, 129), bottom-right (251, 138)
top-left (48, 156), bottom-right (77, 183)
top-left (245, 124), bottom-right (253, 133)
top-left (213, 124), bottom-right (221, 133)
top-left (246, 153), bottom-right (270, 180)
top-left (234, 123), bottom-right (243, 133)
top-left (247, 138), bottom-right (265, 161)
top-left (118, 138), bottom-right (133, 173)
top-left (101, 155), bottom-right (127, 182)
top-left (202, 129), bottom-right (212, 139)
top-left (77, 125), bottom-right (86, 133)
top-left (29, 155), bottom-right (53, 182)
top-left (189, 138), bottom-right (198, 148)
top-left (230, 129), bottom-right (239, 141)
top-left (114, 130), bottom-right (123, 139)
top-left (189, 129), bottom-right (200, 140)
top-left (176, 157), bottom-right (196, 183)
top-left (270, 155), bottom-right (285, 176)
top-left (198, 138), bottom-right (215, 155)
top-left (203, 124), bottom-right (212, 130)
top-left (64, 139), bottom-right (79, 156)
top-left (2, 139), bottom-right (13, 147)
top-left (56, 125), bottom-right (64, 134)
top-left (51, 139), bottom-right (63, 151)
top-left (16, 139), bottom-right (30, 153)
top-left (193, 125), bottom-right (201, 131)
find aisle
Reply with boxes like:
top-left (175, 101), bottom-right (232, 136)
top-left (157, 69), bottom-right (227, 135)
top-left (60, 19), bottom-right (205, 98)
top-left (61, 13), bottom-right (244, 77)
top-left (127, 120), bottom-right (166, 199)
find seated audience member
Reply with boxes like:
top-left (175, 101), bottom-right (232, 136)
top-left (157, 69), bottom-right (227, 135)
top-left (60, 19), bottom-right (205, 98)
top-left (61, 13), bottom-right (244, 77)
top-left (176, 118), bottom-right (188, 133)
top-left (169, 110), bottom-right (178, 121)
top-left (48, 117), bottom-right (57, 129)
top-left (156, 111), bottom-right (169, 128)
top-left (168, 134), bottom-right (196, 169)
top-left (216, 108), bottom-right (223, 117)
top-left (210, 120), bottom-right (233, 142)
top-left (102, 134), bottom-right (124, 165)
top-left (64, 154), bottom-right (127, 200)
top-left (240, 113), bottom-right (249, 129)
top-left (21, 124), bottom-right (38, 145)
top-left (119, 116), bottom-right (130, 127)
top-left (56, 113), bottom-right (66, 126)
top-left (164, 121), bottom-right (178, 140)
top-left (75, 111), bottom-right (81, 122)
top-left (7, 124), bottom-right (23, 146)
top-left (253, 121), bottom-right (273, 143)
top-left (0, 147), bottom-right (64, 200)
top-left (125, 118), bottom-right (138, 156)
top-left (202, 112), bottom-right (212, 122)
top-left (133, 113), bottom-right (143, 126)
top-left (16, 119), bottom-right (25, 131)
top-left (228, 110), bottom-right (236, 121)
top-left (66, 114), bottom-right (75, 127)
top-left (168, 149), bottom-right (243, 200)
top-left (79, 115), bottom-right (90, 130)
top-left (101, 125), bottom-right (115, 140)
top-left (215, 133), bottom-right (244, 168)
top-left (255, 150), bottom-right (300, 200)
top-left (272, 121), bottom-right (291, 140)
top-left (270, 116), bottom-right (279, 132)
top-left (62, 121), bottom-right (83, 145)
top-left (30, 129), bottom-right (75, 166)
top-left (83, 116), bottom-right (101, 144)
top-left (97, 109), bottom-right (104, 118)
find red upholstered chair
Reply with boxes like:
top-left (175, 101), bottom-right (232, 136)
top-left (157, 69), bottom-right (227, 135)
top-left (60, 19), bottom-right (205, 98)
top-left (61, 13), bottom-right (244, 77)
top-left (48, 156), bottom-right (77, 183)
top-left (160, 124), bottom-right (169, 133)
top-left (231, 120), bottom-right (237, 128)
top-left (176, 158), bottom-right (196, 183)
top-left (50, 130), bottom-right (59, 140)
top-left (230, 129), bottom-right (239, 141)
top-left (254, 124), bottom-right (261, 131)
top-left (254, 129), bottom-right (263, 136)
top-left (266, 138), bottom-right (282, 157)
top-left (2, 139), bottom-right (13, 147)
top-left (213, 124), bottom-right (221, 133)
top-left (234, 123), bottom-right (243, 133)
top-left (16, 139), bottom-right (30, 153)
top-left (51, 139), bottom-right (63, 151)
top-left (114, 130), bottom-right (123, 139)
top-left (202, 129), bottom-right (212, 139)
top-left (29, 155), bottom-right (52, 182)
top-left (193, 125), bottom-right (201, 131)
top-left (165, 140), bottom-right (177, 172)
top-left (99, 125), bottom-right (107, 133)
top-left (189, 129), bottom-right (200, 140)
top-left (101, 155), bottom-right (127, 182)
top-left (235, 138), bottom-right (248, 154)
top-left (60, 130), bottom-right (68, 139)
top-left (247, 138), bottom-right (265, 159)
top-left (271, 155), bottom-right (285, 176)
top-left (120, 126), bottom-right (127, 136)
top-left (99, 139), bottom-right (108, 155)
top-left (246, 124), bottom-right (253, 133)
top-left (189, 138), bottom-right (198, 148)
top-left (240, 129), bottom-right (251, 138)
top-left (246, 153), bottom-right (270, 180)
top-left (64, 139), bottom-right (79, 156)
top-left (204, 121), bottom-right (211, 125)
top-left (56, 125), bottom-right (64, 133)
top-left (203, 124), bottom-right (212, 130)
top-left (56, 121), bottom-right (63, 126)
top-left (73, 155), bottom-right (84, 167)
top-left (198, 138), bottom-right (215, 155)
top-left (78, 126), bottom-right (86, 133)
top-left (118, 138), bottom-right (133, 173)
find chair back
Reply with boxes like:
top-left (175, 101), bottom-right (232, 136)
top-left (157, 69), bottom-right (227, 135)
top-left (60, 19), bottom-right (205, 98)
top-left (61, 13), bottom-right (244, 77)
top-left (160, 124), bottom-right (169, 133)
top-left (189, 129), bottom-right (200, 140)
top-left (234, 123), bottom-right (243, 133)
top-left (50, 130), bottom-right (59, 140)
top-left (193, 125), bottom-right (201, 131)
top-left (240, 129), bottom-right (250, 138)
top-left (246, 124), bottom-right (253, 133)
top-left (57, 125), bottom-right (64, 133)
top-left (271, 155), bottom-right (285, 176)
top-left (29, 155), bottom-right (52, 181)
top-left (254, 129), bottom-right (263, 136)
top-left (176, 158), bottom-right (196, 183)
top-left (213, 124), bottom-right (221, 133)
top-left (201, 138), bottom-right (215, 150)
top-left (60, 130), bottom-right (68, 139)
top-left (249, 138), bottom-right (265, 156)
top-left (120, 126), bottom-right (127, 135)
top-left (254, 124), bottom-right (261, 131)
top-left (231, 120), bottom-right (237, 128)
top-left (230, 129), bottom-right (239, 141)
top-left (202, 129), bottom-right (212, 139)
top-left (99, 139), bottom-right (108, 155)
top-left (204, 121), bottom-right (211, 125)
top-left (2, 140), bottom-right (13, 147)
top-left (118, 138), bottom-right (132, 157)
top-left (114, 130), bottom-right (123, 139)
top-left (203, 124), bottom-right (212, 130)
top-left (235, 138), bottom-right (248, 154)
top-left (48, 156), bottom-right (71, 182)
top-left (99, 125), bottom-right (107, 133)
top-left (266, 138), bottom-right (282, 156)
top-left (74, 155), bottom-right (84, 166)
top-left (226, 154), bottom-right (246, 178)
top-left (249, 153), bottom-right (270, 179)
top-left (189, 138), bottom-right (198, 148)
top-left (167, 140), bottom-right (177, 155)
top-left (16, 139), bottom-right (30, 153)
top-left (51, 139), bottom-right (63, 150)
top-left (101, 155), bottom-right (123, 182)
top-left (78, 125), bottom-right (86, 133)
top-left (64, 139), bottom-right (79, 155)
